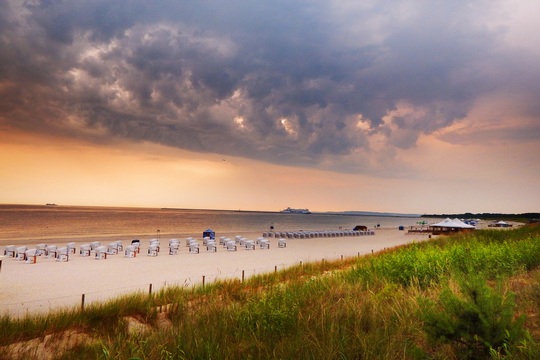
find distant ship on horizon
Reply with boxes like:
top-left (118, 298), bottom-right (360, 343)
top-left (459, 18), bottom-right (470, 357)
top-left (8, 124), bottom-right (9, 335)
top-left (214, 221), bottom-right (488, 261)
top-left (280, 207), bottom-right (311, 214)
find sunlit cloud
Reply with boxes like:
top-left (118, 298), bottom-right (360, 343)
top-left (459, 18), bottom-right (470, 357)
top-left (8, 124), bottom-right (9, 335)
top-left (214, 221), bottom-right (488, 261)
top-left (0, 0), bottom-right (538, 212)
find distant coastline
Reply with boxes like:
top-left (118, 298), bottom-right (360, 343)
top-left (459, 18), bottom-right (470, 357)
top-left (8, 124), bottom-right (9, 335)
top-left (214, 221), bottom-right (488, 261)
top-left (2, 203), bottom-right (536, 220)
top-left (422, 212), bottom-right (540, 222)
top-left (161, 207), bottom-right (421, 218)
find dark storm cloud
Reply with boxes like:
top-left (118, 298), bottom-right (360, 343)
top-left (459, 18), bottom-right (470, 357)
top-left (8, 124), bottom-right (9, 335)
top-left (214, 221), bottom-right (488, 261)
top-left (1, 0), bottom-right (539, 173)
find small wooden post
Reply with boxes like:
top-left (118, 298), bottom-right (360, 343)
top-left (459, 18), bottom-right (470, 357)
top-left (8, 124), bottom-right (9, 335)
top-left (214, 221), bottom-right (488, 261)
top-left (202, 275), bottom-right (205, 288)
top-left (81, 294), bottom-right (85, 311)
top-left (242, 270), bottom-right (245, 282)
top-left (149, 283), bottom-right (153, 295)
top-left (275, 265), bottom-right (277, 272)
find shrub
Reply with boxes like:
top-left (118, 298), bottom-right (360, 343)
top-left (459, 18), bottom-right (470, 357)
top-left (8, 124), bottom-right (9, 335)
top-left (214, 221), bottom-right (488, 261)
top-left (419, 274), bottom-right (527, 359)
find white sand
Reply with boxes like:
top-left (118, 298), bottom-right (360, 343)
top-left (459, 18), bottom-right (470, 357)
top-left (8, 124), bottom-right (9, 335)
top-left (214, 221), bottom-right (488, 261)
top-left (0, 229), bottom-right (430, 316)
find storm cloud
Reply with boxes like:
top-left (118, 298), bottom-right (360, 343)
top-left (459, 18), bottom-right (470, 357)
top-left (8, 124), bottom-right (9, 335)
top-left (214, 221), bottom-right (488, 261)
top-left (1, 0), bottom-right (539, 173)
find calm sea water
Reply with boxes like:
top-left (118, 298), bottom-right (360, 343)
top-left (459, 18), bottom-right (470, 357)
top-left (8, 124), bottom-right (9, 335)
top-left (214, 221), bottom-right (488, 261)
top-left (0, 204), bottom-right (430, 243)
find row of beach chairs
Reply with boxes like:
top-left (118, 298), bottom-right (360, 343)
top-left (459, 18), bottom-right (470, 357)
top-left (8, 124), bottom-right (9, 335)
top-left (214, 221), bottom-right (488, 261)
top-left (263, 229), bottom-right (375, 239)
top-left (3, 243), bottom-right (76, 263)
top-left (181, 236), bottom-right (286, 253)
top-left (3, 236), bottom-right (287, 263)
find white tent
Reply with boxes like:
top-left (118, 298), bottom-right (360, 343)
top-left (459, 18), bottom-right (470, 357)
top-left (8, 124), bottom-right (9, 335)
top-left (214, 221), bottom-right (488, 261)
top-left (492, 220), bottom-right (511, 228)
top-left (430, 218), bottom-right (475, 229)
top-left (429, 218), bottom-right (476, 234)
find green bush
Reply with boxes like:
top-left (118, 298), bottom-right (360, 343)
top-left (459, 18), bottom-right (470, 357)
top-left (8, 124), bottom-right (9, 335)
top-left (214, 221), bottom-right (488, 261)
top-left (419, 274), bottom-right (527, 359)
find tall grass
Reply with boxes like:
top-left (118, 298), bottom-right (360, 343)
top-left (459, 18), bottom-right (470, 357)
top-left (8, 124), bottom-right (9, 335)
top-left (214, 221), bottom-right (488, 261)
top-left (1, 224), bottom-right (540, 359)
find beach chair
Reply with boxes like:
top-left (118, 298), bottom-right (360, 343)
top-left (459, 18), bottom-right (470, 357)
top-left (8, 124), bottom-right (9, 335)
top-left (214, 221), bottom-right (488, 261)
top-left (36, 244), bottom-right (47, 256)
top-left (79, 244), bottom-right (91, 256)
top-left (186, 237), bottom-right (196, 247)
top-left (169, 241), bottom-right (180, 255)
top-left (125, 245), bottom-right (137, 258)
top-left (219, 236), bottom-right (227, 245)
top-left (115, 240), bottom-right (123, 252)
top-left (259, 239), bottom-right (270, 249)
top-left (106, 242), bottom-right (119, 255)
top-left (244, 240), bottom-right (255, 250)
top-left (226, 240), bottom-right (237, 251)
top-left (278, 238), bottom-right (287, 248)
top-left (131, 240), bottom-right (141, 253)
top-left (189, 242), bottom-right (200, 254)
top-left (25, 249), bottom-right (38, 263)
top-left (56, 247), bottom-right (69, 262)
top-left (148, 244), bottom-right (159, 257)
top-left (66, 242), bottom-right (76, 254)
top-left (90, 241), bottom-right (101, 252)
top-left (206, 242), bottom-right (217, 252)
top-left (149, 239), bottom-right (160, 252)
top-left (95, 246), bottom-right (107, 260)
top-left (4, 245), bottom-right (16, 257)
top-left (15, 246), bottom-right (27, 260)
top-left (46, 245), bottom-right (58, 258)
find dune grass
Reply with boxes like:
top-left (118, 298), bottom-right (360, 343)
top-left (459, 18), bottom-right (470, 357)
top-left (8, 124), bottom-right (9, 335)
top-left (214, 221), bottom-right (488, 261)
top-left (1, 224), bottom-right (540, 359)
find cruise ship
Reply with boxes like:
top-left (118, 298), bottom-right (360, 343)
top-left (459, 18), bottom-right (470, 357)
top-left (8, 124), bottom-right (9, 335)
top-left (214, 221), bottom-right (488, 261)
top-left (280, 207), bottom-right (311, 214)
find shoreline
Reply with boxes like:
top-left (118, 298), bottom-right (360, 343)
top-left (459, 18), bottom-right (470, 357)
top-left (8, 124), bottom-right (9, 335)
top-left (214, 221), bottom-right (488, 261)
top-left (0, 228), bottom-right (429, 317)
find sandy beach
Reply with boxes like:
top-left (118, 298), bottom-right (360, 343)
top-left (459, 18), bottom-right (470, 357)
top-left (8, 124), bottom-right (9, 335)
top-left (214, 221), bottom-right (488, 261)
top-left (0, 228), bottom-right (429, 317)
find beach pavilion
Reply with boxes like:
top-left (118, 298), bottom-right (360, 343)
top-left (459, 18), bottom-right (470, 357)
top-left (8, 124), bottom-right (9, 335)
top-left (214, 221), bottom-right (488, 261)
top-left (492, 220), bottom-right (512, 228)
top-left (429, 218), bottom-right (476, 235)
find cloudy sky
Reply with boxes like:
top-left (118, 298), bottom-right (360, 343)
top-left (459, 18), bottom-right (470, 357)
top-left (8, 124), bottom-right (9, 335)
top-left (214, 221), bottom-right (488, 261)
top-left (1, 0), bottom-right (539, 214)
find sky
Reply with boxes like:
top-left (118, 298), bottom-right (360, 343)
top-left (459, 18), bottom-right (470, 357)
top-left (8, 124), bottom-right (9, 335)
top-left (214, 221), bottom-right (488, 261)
top-left (0, 0), bottom-right (539, 214)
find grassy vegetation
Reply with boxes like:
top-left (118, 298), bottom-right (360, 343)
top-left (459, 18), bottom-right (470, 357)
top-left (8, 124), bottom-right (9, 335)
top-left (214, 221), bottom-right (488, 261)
top-left (1, 224), bottom-right (540, 359)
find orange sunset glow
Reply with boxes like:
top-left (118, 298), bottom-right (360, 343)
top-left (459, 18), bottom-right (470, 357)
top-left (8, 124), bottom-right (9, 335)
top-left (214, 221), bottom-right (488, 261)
top-left (0, 1), bottom-right (539, 214)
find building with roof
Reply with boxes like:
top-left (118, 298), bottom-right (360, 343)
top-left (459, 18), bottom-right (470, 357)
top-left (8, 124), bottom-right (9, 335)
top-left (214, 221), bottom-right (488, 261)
top-left (429, 218), bottom-right (476, 235)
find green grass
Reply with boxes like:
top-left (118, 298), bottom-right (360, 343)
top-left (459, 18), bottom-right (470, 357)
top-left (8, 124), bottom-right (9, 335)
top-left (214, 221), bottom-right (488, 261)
top-left (1, 224), bottom-right (540, 359)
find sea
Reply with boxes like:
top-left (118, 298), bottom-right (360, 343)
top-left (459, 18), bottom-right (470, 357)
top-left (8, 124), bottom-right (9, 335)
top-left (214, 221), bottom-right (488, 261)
top-left (0, 204), bottom-right (432, 244)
